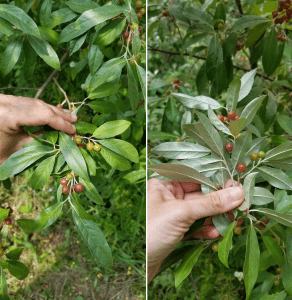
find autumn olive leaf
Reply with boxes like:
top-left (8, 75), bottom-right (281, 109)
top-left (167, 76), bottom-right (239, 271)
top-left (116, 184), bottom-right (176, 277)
top-left (39, 0), bottom-right (52, 28)
top-left (261, 234), bottom-right (283, 265)
top-left (231, 16), bottom-right (271, 32)
top-left (59, 132), bottom-right (90, 181)
top-left (100, 147), bottom-right (131, 171)
top-left (72, 211), bottom-right (112, 266)
top-left (259, 250), bottom-right (273, 272)
top-left (173, 93), bottom-right (222, 110)
top-left (281, 258), bottom-right (292, 295)
top-left (148, 131), bottom-right (177, 141)
top-left (252, 187), bottom-right (275, 205)
top-left (287, 232), bottom-right (292, 263)
top-left (148, 163), bottom-right (216, 189)
top-left (245, 22), bottom-right (272, 48)
top-left (226, 78), bottom-right (241, 111)
top-left (0, 17), bottom-right (14, 36)
top-left (66, 0), bottom-right (99, 14)
top-left (174, 243), bottom-right (205, 287)
top-left (127, 62), bottom-right (139, 112)
top-left (239, 172), bottom-right (257, 210)
top-left (70, 193), bottom-right (95, 221)
top-left (229, 118), bottom-right (246, 137)
top-left (132, 26), bottom-right (141, 56)
top-left (218, 221), bottom-right (236, 267)
top-left (93, 120), bottom-right (131, 139)
top-left (276, 114), bottom-right (292, 136)
top-left (206, 35), bottom-right (223, 82)
top-left (250, 208), bottom-right (292, 228)
top-left (181, 124), bottom-right (208, 147)
top-left (241, 95), bottom-right (266, 128)
top-left (136, 65), bottom-right (146, 100)
top-left (260, 291), bottom-right (287, 300)
top-left (208, 106), bottom-right (232, 136)
top-left (89, 83), bottom-right (122, 100)
top-left (0, 209), bottom-right (10, 223)
top-left (79, 178), bottom-right (104, 205)
top-left (263, 141), bottom-right (292, 162)
top-left (5, 248), bottom-right (24, 261)
top-left (88, 99), bottom-right (117, 114)
top-left (211, 214), bottom-right (231, 237)
top-left (246, 137), bottom-right (267, 156)
top-left (184, 8), bottom-right (213, 29)
top-left (244, 224), bottom-right (260, 300)
top-left (151, 142), bottom-right (211, 160)
top-left (79, 148), bottom-right (97, 177)
top-left (87, 44), bottom-right (103, 76)
top-left (6, 261), bottom-right (29, 280)
top-left (44, 131), bottom-right (58, 144)
top-left (231, 131), bottom-right (252, 168)
top-left (238, 69), bottom-right (257, 101)
top-left (257, 166), bottom-right (292, 190)
top-left (74, 121), bottom-right (97, 134)
top-left (0, 267), bottom-right (9, 300)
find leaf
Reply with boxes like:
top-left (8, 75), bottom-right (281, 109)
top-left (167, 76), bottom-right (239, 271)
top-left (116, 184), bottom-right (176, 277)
top-left (281, 259), bottom-right (292, 295)
top-left (0, 17), bottom-right (14, 36)
top-left (88, 44), bottom-right (104, 76)
top-left (241, 172), bottom-right (257, 209)
top-left (244, 225), bottom-right (260, 300)
top-left (30, 155), bottom-right (55, 190)
top-left (70, 193), bottom-right (95, 221)
top-left (132, 26), bottom-right (141, 56)
top-left (276, 114), bottom-right (292, 136)
top-left (98, 139), bottom-right (139, 163)
top-left (35, 202), bottom-right (64, 230)
top-left (66, 0), bottom-right (99, 13)
top-left (0, 267), bottom-right (9, 300)
top-left (246, 137), bottom-right (267, 156)
top-left (28, 35), bottom-right (61, 70)
top-left (174, 243), bottom-right (205, 287)
top-left (93, 120), bottom-right (131, 139)
top-left (218, 221), bottom-right (237, 267)
top-left (0, 4), bottom-right (41, 38)
top-left (264, 142), bottom-right (292, 162)
top-left (206, 35), bottom-right (223, 82)
top-left (262, 234), bottom-right (283, 265)
top-left (229, 118), bottom-right (246, 137)
top-left (231, 15), bottom-right (271, 32)
top-left (1, 36), bottom-right (23, 76)
top-left (238, 69), bottom-right (257, 102)
top-left (59, 132), bottom-right (90, 181)
top-left (241, 96), bottom-right (266, 128)
top-left (184, 8), bottom-right (213, 29)
top-left (184, 218), bottom-right (206, 237)
top-left (74, 122), bottom-right (97, 134)
top-left (231, 131), bottom-right (252, 167)
top-left (195, 111), bottom-right (224, 158)
top-left (252, 187), bottom-right (276, 205)
top-left (137, 65), bottom-right (146, 100)
top-left (152, 142), bottom-right (210, 160)
top-left (44, 131), bottom-right (58, 144)
top-left (147, 131), bottom-right (177, 141)
top-left (127, 62), bottom-right (139, 112)
top-left (148, 163), bottom-right (216, 189)
top-left (207, 106), bottom-right (231, 135)
top-left (245, 21), bottom-right (272, 48)
top-left (89, 83), bottom-right (121, 100)
top-left (48, 8), bottom-right (77, 29)
top-left (89, 58), bottom-right (126, 91)
top-left (212, 214), bottom-right (231, 236)
top-left (5, 248), bottom-right (24, 261)
top-left (7, 261), bottom-right (29, 280)
top-left (0, 143), bottom-right (53, 181)
top-left (250, 208), bottom-right (292, 228)
top-left (260, 291), bottom-right (287, 300)
top-left (226, 78), bottom-right (241, 111)
top-left (158, 16), bottom-right (167, 43)
top-left (39, 0), bottom-right (52, 27)
top-left (0, 209), bottom-right (9, 223)
top-left (100, 147), bottom-right (131, 171)
top-left (79, 148), bottom-right (96, 177)
top-left (70, 34), bottom-right (87, 56)
top-left (257, 166), bottom-right (292, 190)
top-left (72, 211), bottom-right (112, 265)
top-left (78, 178), bottom-right (104, 205)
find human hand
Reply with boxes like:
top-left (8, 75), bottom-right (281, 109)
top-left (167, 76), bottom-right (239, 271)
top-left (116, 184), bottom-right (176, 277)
top-left (147, 178), bottom-right (245, 283)
top-left (0, 94), bottom-right (77, 164)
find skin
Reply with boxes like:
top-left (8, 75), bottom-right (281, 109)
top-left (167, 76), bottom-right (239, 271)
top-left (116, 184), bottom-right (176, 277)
top-left (0, 94), bottom-right (77, 164)
top-left (147, 178), bottom-right (245, 283)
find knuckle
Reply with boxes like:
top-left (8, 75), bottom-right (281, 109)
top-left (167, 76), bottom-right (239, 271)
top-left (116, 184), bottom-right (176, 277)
top-left (209, 193), bottom-right (225, 210)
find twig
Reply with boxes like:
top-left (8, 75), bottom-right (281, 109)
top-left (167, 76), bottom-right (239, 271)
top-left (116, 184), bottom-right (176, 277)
top-left (189, 272), bottom-right (200, 300)
top-left (53, 78), bottom-right (71, 110)
top-left (235, 0), bottom-right (244, 16)
top-left (34, 48), bottom-right (70, 99)
top-left (148, 46), bottom-right (292, 91)
top-left (80, 49), bottom-right (90, 67)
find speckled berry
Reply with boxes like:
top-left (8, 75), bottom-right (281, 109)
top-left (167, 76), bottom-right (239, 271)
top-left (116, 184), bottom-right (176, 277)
top-left (237, 163), bottom-right (246, 173)
top-left (225, 143), bottom-right (234, 152)
top-left (258, 151), bottom-right (265, 159)
top-left (250, 153), bottom-right (258, 161)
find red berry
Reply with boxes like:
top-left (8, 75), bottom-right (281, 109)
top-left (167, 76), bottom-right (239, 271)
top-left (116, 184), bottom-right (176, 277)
top-left (237, 163), bottom-right (246, 173)
top-left (227, 111), bottom-right (236, 120)
top-left (77, 144), bottom-right (84, 148)
top-left (234, 115), bottom-right (240, 120)
top-left (236, 43), bottom-right (241, 51)
top-left (162, 11), bottom-right (168, 17)
top-left (4, 218), bottom-right (12, 225)
top-left (225, 143), bottom-right (234, 152)
top-left (278, 6), bottom-right (284, 12)
top-left (174, 79), bottom-right (180, 84)
top-left (74, 183), bottom-right (84, 193)
top-left (123, 32), bottom-right (129, 39)
top-left (223, 116), bottom-right (229, 123)
top-left (217, 114), bottom-right (224, 122)
top-left (62, 186), bottom-right (70, 194)
top-left (272, 10), bottom-right (279, 18)
top-left (174, 85), bottom-right (179, 89)
top-left (137, 12), bottom-right (143, 19)
top-left (60, 178), bottom-right (68, 186)
top-left (283, 2), bottom-right (290, 9)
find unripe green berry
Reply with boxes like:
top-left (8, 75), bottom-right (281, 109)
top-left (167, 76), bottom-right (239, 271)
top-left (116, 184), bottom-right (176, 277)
top-left (258, 151), bottom-right (265, 159)
top-left (250, 153), bottom-right (258, 161)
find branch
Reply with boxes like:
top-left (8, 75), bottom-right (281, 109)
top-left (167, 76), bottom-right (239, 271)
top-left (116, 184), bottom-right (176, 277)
top-left (148, 46), bottom-right (292, 91)
top-left (189, 272), bottom-right (200, 300)
top-left (34, 48), bottom-right (70, 99)
top-left (53, 78), bottom-right (71, 111)
top-left (235, 0), bottom-right (244, 16)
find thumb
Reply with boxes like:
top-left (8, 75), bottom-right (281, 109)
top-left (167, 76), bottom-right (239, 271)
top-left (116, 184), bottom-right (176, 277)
top-left (183, 187), bottom-right (245, 221)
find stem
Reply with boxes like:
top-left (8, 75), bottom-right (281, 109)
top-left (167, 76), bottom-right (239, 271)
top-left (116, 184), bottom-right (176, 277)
top-left (53, 78), bottom-right (71, 111)
top-left (189, 272), bottom-right (200, 300)
top-left (240, 159), bottom-right (262, 180)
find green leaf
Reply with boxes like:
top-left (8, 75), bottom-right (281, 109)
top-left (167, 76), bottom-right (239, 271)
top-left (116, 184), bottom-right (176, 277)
top-left (16, 219), bottom-right (36, 233)
top-left (226, 77), bottom-right (241, 112)
top-left (94, 18), bottom-right (126, 47)
top-left (48, 8), bottom-right (77, 29)
top-left (89, 58), bottom-right (126, 91)
top-left (174, 243), bottom-right (205, 287)
top-left (59, 132), bottom-right (90, 181)
top-left (148, 163), bottom-right (216, 189)
top-left (244, 224), bottom-right (260, 300)
top-left (212, 214), bottom-right (231, 237)
top-left (88, 44), bottom-right (104, 76)
top-left (70, 193), bottom-right (95, 221)
top-left (79, 178), bottom-right (104, 205)
top-left (241, 95), bottom-right (266, 128)
top-left (35, 202), bottom-right (64, 230)
top-left (246, 137), bottom-right (267, 156)
top-left (89, 83), bottom-right (121, 100)
top-left (207, 106), bottom-right (231, 135)
top-left (74, 122), bottom-right (97, 134)
top-left (7, 260), bottom-right (29, 280)
top-left (206, 35), bottom-right (223, 82)
top-left (218, 221), bottom-right (237, 268)
top-left (231, 15), bottom-right (271, 32)
top-left (245, 21), bottom-right (272, 48)
top-left (158, 16), bottom-right (167, 43)
top-left (0, 267), bottom-right (9, 300)
top-left (39, 0), bottom-right (52, 27)
top-left (72, 211), bottom-right (112, 265)
top-left (281, 259), bottom-right (292, 295)
top-left (0, 4), bottom-right (41, 38)
top-left (70, 34), bottom-right (87, 56)
top-left (79, 148), bottom-right (96, 177)
top-left (257, 166), bottom-right (292, 190)
top-left (238, 69), bottom-right (257, 102)
top-left (88, 99), bottom-right (117, 114)
top-left (132, 26), bottom-right (141, 56)
top-left (0, 209), bottom-right (9, 223)
top-left (93, 120), bottom-right (131, 139)
top-left (241, 172), bottom-right (257, 209)
top-left (264, 141), bottom-right (292, 162)
top-left (252, 187), bottom-right (276, 205)
top-left (147, 131), bottom-right (177, 141)
top-left (66, 0), bottom-right (99, 13)
top-left (98, 139), bottom-right (139, 163)
top-left (30, 155), bottom-right (56, 190)
top-left (100, 147), bottom-right (131, 171)
top-left (151, 142), bottom-right (210, 160)
top-left (262, 234), bottom-right (283, 265)
top-left (250, 208), bottom-right (292, 228)
top-left (184, 8), bottom-right (213, 29)
top-left (260, 291), bottom-right (287, 300)
top-left (229, 118), bottom-right (246, 137)
top-left (276, 114), bottom-right (292, 136)
top-left (44, 131), bottom-right (58, 144)
top-left (5, 248), bottom-right (24, 261)
top-left (28, 35), bottom-right (60, 70)
top-left (0, 17), bottom-right (14, 36)
top-left (1, 36), bottom-right (23, 76)
top-left (136, 65), bottom-right (146, 100)
top-left (127, 62), bottom-right (139, 112)
top-left (0, 143), bottom-right (53, 181)
top-left (231, 131), bottom-right (252, 167)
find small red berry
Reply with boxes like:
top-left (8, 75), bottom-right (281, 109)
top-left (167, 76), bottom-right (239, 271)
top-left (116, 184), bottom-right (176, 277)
top-left (223, 116), bottom-right (229, 123)
top-left (174, 79), bottom-right (180, 84)
top-left (225, 143), bottom-right (234, 152)
top-left (77, 144), bottom-right (84, 148)
top-left (123, 32), bottom-right (129, 39)
top-left (137, 12), bottom-right (143, 19)
top-left (174, 85), bottom-right (179, 89)
top-left (283, 2), bottom-right (290, 9)
top-left (162, 11), bottom-right (168, 17)
top-left (227, 111), bottom-right (236, 120)
top-left (62, 186), bottom-right (70, 194)
top-left (74, 183), bottom-right (84, 193)
top-left (60, 178), bottom-right (68, 186)
top-left (234, 115), bottom-right (240, 120)
top-left (217, 114), bottom-right (224, 122)
top-left (237, 163), bottom-right (246, 173)
top-left (272, 10), bottom-right (279, 18)
top-left (4, 218), bottom-right (12, 225)
top-left (236, 43), bottom-right (242, 51)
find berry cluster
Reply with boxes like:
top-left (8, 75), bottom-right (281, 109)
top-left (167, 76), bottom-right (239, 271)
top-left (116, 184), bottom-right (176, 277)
top-left (173, 78), bottom-right (180, 89)
top-left (257, 218), bottom-right (270, 230)
top-left (135, 1), bottom-right (146, 19)
top-left (217, 111), bottom-right (240, 124)
top-left (60, 173), bottom-right (84, 194)
top-left (0, 207), bottom-right (14, 234)
top-left (276, 30), bottom-right (287, 42)
top-left (130, 54), bottom-right (141, 66)
top-left (122, 23), bottom-right (143, 45)
top-left (273, 0), bottom-right (292, 24)
top-left (74, 136), bottom-right (101, 152)
top-left (236, 35), bottom-right (244, 51)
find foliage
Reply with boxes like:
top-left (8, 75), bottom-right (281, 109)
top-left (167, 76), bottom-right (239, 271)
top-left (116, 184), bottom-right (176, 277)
top-left (148, 0), bottom-right (292, 299)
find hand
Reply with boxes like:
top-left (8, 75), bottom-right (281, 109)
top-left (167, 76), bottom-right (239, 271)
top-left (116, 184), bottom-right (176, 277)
top-left (0, 94), bottom-right (77, 164)
top-left (147, 178), bottom-right (245, 283)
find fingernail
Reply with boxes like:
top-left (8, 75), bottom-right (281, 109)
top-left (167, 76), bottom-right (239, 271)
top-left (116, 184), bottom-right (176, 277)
top-left (228, 187), bottom-right (244, 201)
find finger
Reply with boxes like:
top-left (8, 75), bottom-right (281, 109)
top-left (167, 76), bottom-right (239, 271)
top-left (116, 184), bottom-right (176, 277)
top-left (192, 226), bottom-right (220, 239)
top-left (183, 187), bottom-right (245, 221)
top-left (184, 191), bottom-right (203, 200)
top-left (180, 182), bottom-right (201, 193)
top-left (147, 178), bottom-right (176, 204)
top-left (49, 105), bottom-right (77, 123)
top-left (225, 179), bottom-right (243, 189)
